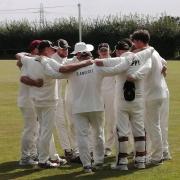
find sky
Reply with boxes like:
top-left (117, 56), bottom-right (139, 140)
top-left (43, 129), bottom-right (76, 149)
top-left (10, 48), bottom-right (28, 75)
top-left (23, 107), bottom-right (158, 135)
top-left (0, 0), bottom-right (179, 22)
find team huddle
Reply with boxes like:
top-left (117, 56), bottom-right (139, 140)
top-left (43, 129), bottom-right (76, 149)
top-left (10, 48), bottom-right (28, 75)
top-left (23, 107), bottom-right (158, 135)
top-left (16, 29), bottom-right (171, 173)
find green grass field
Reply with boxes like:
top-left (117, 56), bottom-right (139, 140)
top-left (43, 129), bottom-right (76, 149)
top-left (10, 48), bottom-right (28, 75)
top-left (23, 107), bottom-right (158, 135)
top-left (0, 60), bottom-right (180, 180)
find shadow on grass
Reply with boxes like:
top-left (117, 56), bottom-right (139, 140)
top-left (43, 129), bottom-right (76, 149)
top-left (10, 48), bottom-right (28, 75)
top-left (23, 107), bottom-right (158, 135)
top-left (0, 161), bottom-right (25, 173)
top-left (35, 166), bottom-right (135, 180)
top-left (36, 160), bottom-right (158, 180)
top-left (1, 169), bottom-right (43, 180)
top-left (0, 158), bottom-right (158, 180)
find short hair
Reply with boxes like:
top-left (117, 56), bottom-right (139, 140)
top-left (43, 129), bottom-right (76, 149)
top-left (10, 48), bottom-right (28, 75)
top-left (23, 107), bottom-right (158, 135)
top-left (131, 29), bottom-right (150, 44)
top-left (121, 38), bottom-right (133, 48)
top-left (115, 41), bottom-right (130, 51)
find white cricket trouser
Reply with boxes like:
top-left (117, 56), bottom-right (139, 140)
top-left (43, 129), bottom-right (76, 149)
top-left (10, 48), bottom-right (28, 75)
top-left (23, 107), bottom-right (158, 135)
top-left (128, 124), bottom-right (135, 154)
top-left (102, 90), bottom-right (116, 150)
top-left (64, 87), bottom-right (79, 155)
top-left (73, 111), bottom-right (105, 167)
top-left (160, 90), bottom-right (170, 153)
top-left (20, 107), bottom-right (39, 159)
top-left (55, 98), bottom-right (71, 151)
top-left (115, 100), bottom-right (146, 165)
top-left (145, 98), bottom-right (163, 161)
top-left (35, 106), bottom-right (56, 163)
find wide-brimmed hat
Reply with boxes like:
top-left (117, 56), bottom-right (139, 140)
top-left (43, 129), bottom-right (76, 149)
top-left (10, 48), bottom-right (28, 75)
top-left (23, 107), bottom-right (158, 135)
top-left (71, 42), bottom-right (94, 54)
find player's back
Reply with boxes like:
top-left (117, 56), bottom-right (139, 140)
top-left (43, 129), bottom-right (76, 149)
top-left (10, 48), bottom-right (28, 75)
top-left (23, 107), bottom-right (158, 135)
top-left (69, 63), bottom-right (104, 114)
top-left (144, 50), bottom-right (166, 100)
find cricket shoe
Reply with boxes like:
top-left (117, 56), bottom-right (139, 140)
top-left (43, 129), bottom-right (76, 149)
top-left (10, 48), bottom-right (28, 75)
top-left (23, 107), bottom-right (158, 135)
top-left (19, 158), bottom-right (38, 166)
top-left (150, 159), bottom-right (163, 166)
top-left (134, 161), bottom-right (146, 169)
top-left (49, 157), bottom-right (67, 166)
top-left (111, 163), bottom-right (128, 171)
top-left (38, 160), bottom-right (59, 169)
top-left (70, 156), bottom-right (82, 164)
top-left (163, 151), bottom-right (172, 161)
top-left (83, 165), bottom-right (93, 173)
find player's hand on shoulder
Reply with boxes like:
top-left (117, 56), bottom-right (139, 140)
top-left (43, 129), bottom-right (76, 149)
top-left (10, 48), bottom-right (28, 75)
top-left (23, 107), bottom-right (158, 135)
top-left (161, 65), bottom-right (167, 77)
top-left (94, 59), bottom-right (104, 66)
top-left (127, 74), bottom-right (136, 82)
top-left (16, 60), bottom-right (23, 68)
top-left (36, 79), bottom-right (44, 87)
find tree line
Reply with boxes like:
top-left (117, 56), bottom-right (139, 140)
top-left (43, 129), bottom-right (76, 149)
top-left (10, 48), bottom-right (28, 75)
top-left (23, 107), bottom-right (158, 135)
top-left (0, 14), bottom-right (179, 59)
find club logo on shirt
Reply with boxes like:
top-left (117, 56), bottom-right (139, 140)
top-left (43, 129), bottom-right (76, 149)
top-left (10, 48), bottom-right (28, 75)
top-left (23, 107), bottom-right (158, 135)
top-left (131, 58), bottom-right (140, 66)
top-left (76, 69), bottom-right (94, 76)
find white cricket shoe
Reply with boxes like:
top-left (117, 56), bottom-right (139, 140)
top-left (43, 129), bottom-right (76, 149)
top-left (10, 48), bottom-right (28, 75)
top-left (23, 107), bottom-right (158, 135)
top-left (19, 158), bottom-right (38, 166)
top-left (111, 163), bottom-right (128, 171)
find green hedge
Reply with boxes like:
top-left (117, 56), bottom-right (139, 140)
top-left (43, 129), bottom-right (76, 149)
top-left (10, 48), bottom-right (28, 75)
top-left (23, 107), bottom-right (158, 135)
top-left (0, 15), bottom-right (179, 59)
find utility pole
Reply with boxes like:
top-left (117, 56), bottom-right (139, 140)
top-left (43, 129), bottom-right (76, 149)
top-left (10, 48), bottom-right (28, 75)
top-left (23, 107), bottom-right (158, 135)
top-left (78, 3), bottom-right (82, 42)
top-left (40, 2), bottom-right (45, 28)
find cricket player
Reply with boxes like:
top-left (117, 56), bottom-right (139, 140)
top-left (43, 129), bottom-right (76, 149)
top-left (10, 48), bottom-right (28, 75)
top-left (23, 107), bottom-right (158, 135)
top-left (17, 40), bottom-right (41, 166)
top-left (113, 40), bottom-right (135, 156)
top-left (17, 41), bottom-right (66, 167)
top-left (97, 43), bottom-right (116, 156)
top-left (129, 29), bottom-right (169, 165)
top-left (94, 46), bottom-right (154, 170)
top-left (16, 40), bottom-right (92, 168)
top-left (50, 39), bottom-right (80, 162)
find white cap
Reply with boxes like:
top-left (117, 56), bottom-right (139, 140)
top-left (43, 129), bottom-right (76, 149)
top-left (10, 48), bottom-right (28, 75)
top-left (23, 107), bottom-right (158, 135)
top-left (71, 42), bottom-right (94, 54)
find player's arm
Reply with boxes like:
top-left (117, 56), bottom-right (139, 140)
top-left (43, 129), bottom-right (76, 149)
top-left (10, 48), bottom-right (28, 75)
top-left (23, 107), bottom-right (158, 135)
top-left (135, 46), bottom-right (154, 62)
top-left (15, 53), bottom-right (33, 68)
top-left (59, 60), bottom-right (93, 73)
top-left (62, 56), bottom-right (77, 65)
top-left (127, 58), bottom-right (152, 81)
top-left (20, 76), bottom-right (43, 87)
top-left (95, 57), bottom-right (124, 67)
top-left (43, 62), bottom-right (69, 79)
top-left (37, 56), bottom-right (93, 73)
top-left (15, 52), bottom-right (27, 68)
top-left (96, 57), bottom-right (130, 76)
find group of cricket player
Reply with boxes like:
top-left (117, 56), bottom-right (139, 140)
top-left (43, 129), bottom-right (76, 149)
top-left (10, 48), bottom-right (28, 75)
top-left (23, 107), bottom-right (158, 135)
top-left (16, 29), bottom-right (171, 173)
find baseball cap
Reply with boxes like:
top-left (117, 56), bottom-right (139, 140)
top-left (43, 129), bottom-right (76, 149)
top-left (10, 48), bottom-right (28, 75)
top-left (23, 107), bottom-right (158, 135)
top-left (37, 40), bottom-right (58, 51)
top-left (98, 43), bottom-right (109, 51)
top-left (29, 40), bottom-right (42, 52)
top-left (54, 39), bottom-right (70, 49)
top-left (71, 42), bottom-right (94, 54)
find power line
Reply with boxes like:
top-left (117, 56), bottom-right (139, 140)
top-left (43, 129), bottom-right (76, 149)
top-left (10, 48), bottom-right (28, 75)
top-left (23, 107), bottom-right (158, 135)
top-left (0, 5), bottom-right (76, 12)
top-left (0, 7), bottom-right (39, 12)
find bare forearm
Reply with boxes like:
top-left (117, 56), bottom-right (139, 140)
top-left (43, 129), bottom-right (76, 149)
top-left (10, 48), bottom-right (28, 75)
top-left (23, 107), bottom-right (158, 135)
top-left (20, 76), bottom-right (43, 87)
